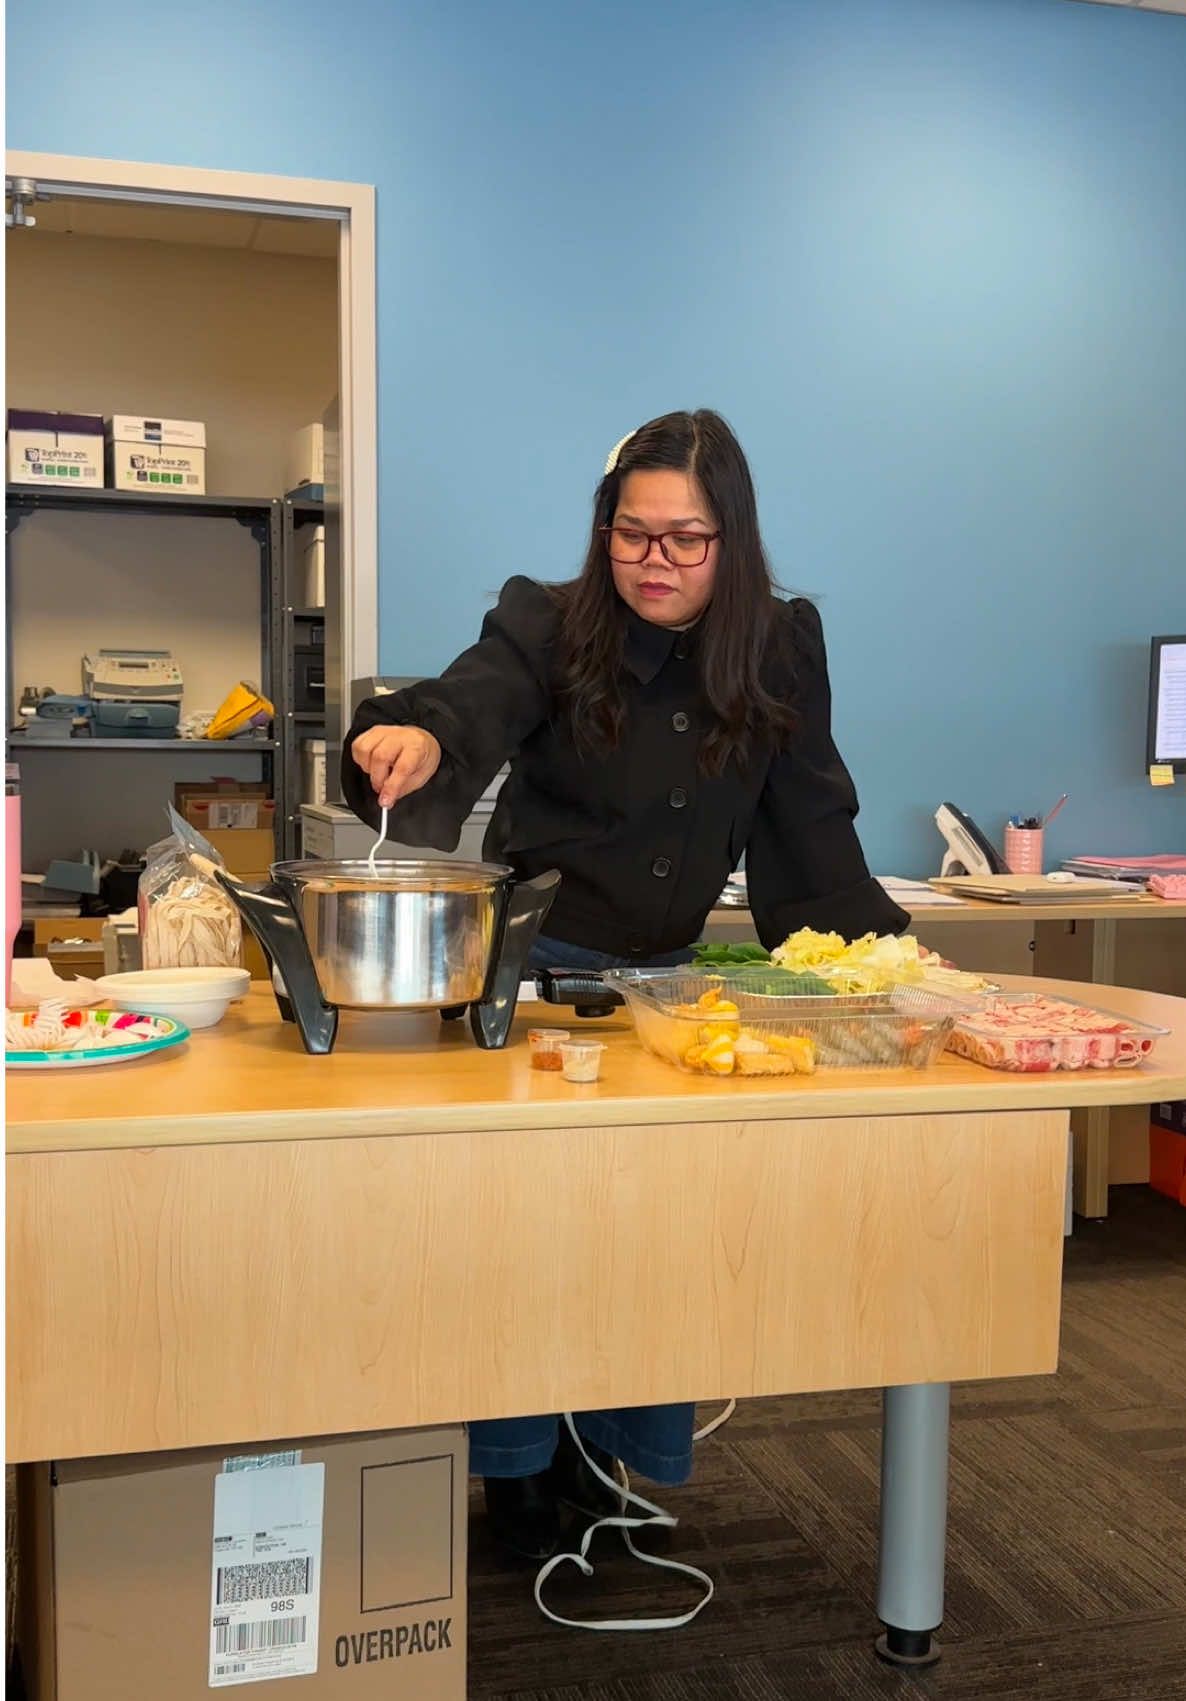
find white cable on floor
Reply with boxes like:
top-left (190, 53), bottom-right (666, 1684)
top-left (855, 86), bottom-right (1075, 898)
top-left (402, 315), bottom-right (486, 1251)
top-left (532, 1399), bottom-right (737, 1633)
top-left (533, 1414), bottom-right (714, 1632)
top-left (693, 1399), bottom-right (736, 1442)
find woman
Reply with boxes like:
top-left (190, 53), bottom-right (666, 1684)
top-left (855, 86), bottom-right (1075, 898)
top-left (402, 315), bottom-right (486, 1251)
top-left (343, 409), bottom-right (907, 1561)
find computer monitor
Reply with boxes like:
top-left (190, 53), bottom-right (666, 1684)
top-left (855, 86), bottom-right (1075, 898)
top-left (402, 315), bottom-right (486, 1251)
top-left (1147, 635), bottom-right (1186, 774)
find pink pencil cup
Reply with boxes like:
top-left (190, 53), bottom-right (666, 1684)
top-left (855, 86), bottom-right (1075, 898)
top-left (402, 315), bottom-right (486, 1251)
top-left (1004, 823), bottom-right (1044, 874)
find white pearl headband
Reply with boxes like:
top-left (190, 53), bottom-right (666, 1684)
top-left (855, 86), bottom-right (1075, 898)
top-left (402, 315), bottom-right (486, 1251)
top-left (603, 430), bottom-right (637, 476)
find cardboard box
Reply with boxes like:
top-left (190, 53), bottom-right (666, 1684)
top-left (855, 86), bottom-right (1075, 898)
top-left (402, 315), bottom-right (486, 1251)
top-left (1149, 1123), bottom-right (1186, 1206)
top-left (172, 800), bottom-right (276, 982)
top-left (7, 410), bottom-right (104, 487)
top-left (186, 796), bottom-right (276, 833)
top-left (107, 414), bottom-right (207, 494)
top-left (201, 828), bottom-right (276, 880)
top-left (287, 423), bottom-right (325, 494)
top-left (19, 1426), bottom-right (467, 1700)
top-left (174, 780), bottom-right (276, 833)
top-left (32, 919), bottom-right (105, 955)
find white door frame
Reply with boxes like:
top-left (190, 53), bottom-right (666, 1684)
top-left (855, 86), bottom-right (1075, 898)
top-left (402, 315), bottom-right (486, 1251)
top-left (6, 150), bottom-right (378, 685)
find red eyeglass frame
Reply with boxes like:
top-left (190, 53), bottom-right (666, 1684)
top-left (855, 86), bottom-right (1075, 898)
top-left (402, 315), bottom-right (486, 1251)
top-left (598, 525), bottom-right (721, 566)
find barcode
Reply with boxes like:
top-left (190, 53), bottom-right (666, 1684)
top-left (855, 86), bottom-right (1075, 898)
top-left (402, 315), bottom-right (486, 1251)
top-left (214, 1664), bottom-right (247, 1677)
top-left (217, 1558), bottom-right (310, 1604)
top-left (214, 1617), bottom-right (307, 1655)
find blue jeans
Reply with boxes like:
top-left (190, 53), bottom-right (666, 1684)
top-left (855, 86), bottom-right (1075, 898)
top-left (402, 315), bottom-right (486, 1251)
top-left (469, 934), bottom-right (696, 1486)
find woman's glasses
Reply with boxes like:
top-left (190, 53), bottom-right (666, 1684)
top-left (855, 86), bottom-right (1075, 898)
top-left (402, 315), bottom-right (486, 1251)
top-left (599, 526), bottom-right (720, 568)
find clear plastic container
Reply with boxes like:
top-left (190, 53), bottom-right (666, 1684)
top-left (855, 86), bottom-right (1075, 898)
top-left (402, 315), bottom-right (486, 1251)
top-left (528, 1027), bottom-right (570, 1071)
top-left (560, 1040), bottom-right (604, 1083)
top-left (603, 970), bottom-right (970, 1076)
top-left (946, 993), bottom-right (1168, 1073)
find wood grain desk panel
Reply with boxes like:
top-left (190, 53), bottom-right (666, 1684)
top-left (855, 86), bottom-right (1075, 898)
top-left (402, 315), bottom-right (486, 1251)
top-left (8, 978), bottom-right (1183, 1463)
top-left (6, 1107), bottom-right (1067, 1463)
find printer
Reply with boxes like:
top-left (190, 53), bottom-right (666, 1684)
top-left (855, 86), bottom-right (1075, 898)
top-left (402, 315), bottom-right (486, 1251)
top-left (82, 649), bottom-right (183, 738)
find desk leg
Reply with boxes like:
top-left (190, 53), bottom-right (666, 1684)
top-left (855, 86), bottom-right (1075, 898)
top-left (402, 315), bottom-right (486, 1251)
top-left (1073, 917), bottom-right (1118, 1219)
top-left (875, 1382), bottom-right (949, 1668)
top-left (1034, 917), bottom-right (1118, 1220)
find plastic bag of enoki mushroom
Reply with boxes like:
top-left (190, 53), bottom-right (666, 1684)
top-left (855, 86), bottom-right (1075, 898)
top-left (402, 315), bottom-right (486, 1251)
top-left (138, 806), bottom-right (243, 970)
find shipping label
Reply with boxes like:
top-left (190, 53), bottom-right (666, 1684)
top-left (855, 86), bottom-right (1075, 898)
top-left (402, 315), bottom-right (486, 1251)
top-left (209, 1460), bottom-right (325, 1687)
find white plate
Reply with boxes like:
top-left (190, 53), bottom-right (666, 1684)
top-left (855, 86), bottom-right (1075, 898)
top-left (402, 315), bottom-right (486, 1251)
top-left (95, 967), bottom-right (250, 1000)
top-left (95, 967), bottom-right (250, 1029)
top-left (5, 1008), bottom-right (190, 1069)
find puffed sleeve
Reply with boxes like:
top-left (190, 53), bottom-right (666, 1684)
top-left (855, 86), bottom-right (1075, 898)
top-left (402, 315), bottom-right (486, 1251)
top-left (341, 576), bottom-right (555, 849)
top-left (746, 600), bottom-right (910, 948)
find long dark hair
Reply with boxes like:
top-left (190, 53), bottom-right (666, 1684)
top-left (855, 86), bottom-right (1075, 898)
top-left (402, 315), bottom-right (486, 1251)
top-left (555, 409), bottom-right (798, 774)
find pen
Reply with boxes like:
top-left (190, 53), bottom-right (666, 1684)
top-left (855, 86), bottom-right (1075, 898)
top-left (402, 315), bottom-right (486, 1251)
top-left (1042, 794), bottom-right (1069, 828)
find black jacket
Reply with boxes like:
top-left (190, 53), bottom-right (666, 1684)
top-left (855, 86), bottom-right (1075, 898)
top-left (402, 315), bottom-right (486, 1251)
top-left (341, 577), bottom-right (907, 957)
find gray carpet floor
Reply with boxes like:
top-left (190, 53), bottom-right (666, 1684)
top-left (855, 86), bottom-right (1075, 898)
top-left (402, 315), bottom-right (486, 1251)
top-left (468, 1185), bottom-right (1186, 1701)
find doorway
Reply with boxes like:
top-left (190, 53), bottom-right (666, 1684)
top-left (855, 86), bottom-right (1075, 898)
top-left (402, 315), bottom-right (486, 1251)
top-left (5, 152), bottom-right (377, 869)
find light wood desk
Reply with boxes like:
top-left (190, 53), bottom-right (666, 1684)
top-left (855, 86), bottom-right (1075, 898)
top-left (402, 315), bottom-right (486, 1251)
top-left (706, 895), bottom-right (1186, 1217)
top-left (7, 976), bottom-right (1185, 1664)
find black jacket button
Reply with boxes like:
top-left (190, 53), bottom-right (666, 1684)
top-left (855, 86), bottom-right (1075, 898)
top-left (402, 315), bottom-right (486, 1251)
top-left (652, 856), bottom-right (672, 878)
top-left (672, 711), bottom-right (690, 733)
top-left (669, 787), bottom-right (688, 809)
top-left (673, 640), bottom-right (689, 661)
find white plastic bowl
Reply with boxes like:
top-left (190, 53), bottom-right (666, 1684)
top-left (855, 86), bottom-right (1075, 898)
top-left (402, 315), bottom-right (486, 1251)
top-left (95, 967), bottom-right (251, 1030)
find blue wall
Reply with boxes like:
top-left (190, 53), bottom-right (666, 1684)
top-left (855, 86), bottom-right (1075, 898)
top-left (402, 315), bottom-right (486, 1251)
top-left (9, 0), bottom-right (1185, 873)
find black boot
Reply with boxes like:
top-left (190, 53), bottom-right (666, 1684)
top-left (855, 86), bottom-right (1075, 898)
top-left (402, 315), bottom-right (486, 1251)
top-left (546, 1422), bottom-right (623, 1521)
top-left (482, 1470), bottom-right (561, 1561)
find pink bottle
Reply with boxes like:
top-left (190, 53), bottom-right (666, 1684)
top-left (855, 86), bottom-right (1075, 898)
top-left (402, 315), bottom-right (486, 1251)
top-left (6, 765), bottom-right (21, 1004)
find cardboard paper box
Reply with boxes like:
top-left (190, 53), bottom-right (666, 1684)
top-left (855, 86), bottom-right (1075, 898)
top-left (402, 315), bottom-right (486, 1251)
top-left (7, 410), bottom-right (104, 487)
top-left (185, 795), bottom-right (276, 832)
top-left (199, 825), bottom-right (276, 982)
top-left (287, 423), bottom-right (325, 493)
top-left (19, 1426), bottom-right (467, 1700)
top-left (32, 919), bottom-right (106, 980)
top-left (200, 828), bottom-right (275, 880)
top-left (174, 780), bottom-right (276, 833)
top-left (173, 791), bottom-right (277, 980)
top-left (107, 414), bottom-right (206, 494)
top-left (32, 919), bottom-right (105, 955)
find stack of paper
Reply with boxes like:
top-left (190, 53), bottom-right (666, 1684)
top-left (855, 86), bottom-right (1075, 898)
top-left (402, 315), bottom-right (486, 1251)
top-left (878, 877), bottom-right (967, 908)
top-left (1062, 854), bottom-right (1186, 883)
top-left (929, 874), bottom-right (1138, 904)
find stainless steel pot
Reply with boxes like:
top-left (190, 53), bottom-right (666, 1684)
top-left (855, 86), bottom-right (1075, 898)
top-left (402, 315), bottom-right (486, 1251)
top-left (213, 856), bottom-right (559, 1054)
top-left (269, 858), bottom-right (511, 1010)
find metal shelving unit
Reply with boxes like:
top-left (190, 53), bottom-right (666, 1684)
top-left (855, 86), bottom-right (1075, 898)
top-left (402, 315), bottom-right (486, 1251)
top-left (7, 737), bottom-right (278, 752)
top-left (279, 495), bottom-right (327, 858)
top-left (5, 483), bottom-right (289, 857)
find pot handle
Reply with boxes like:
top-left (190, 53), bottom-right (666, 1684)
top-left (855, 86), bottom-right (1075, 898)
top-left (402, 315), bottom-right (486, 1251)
top-left (211, 865), bottom-right (339, 1055)
top-left (470, 869), bottom-right (560, 1050)
top-left (534, 966), bottom-right (623, 1012)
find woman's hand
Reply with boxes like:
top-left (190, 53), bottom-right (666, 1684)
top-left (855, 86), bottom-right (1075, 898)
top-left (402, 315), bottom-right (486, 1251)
top-left (350, 724), bottom-right (442, 810)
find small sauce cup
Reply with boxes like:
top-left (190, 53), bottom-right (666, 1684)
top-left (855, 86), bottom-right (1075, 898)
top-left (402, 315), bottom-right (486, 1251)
top-left (528, 1027), bottom-right (570, 1071)
top-left (560, 1040), bottom-right (605, 1083)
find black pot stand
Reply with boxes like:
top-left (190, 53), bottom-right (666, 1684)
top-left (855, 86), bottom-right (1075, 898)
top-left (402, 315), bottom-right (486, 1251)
top-left (214, 869), bottom-right (340, 1053)
top-left (467, 870), bottom-right (559, 1047)
top-left (214, 867), bottom-right (559, 1057)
